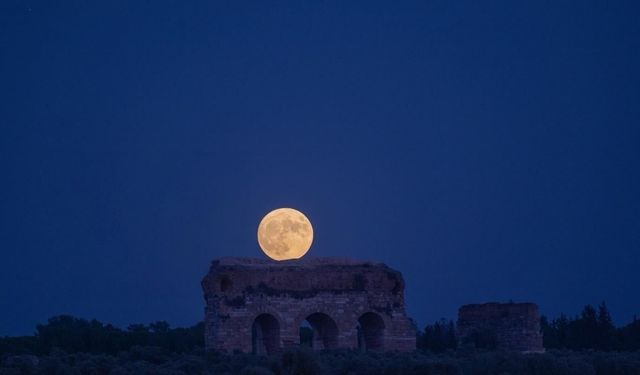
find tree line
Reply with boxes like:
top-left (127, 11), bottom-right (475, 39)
top-left (417, 302), bottom-right (640, 352)
top-left (2, 302), bottom-right (640, 356)
top-left (541, 302), bottom-right (640, 351)
top-left (0, 315), bottom-right (203, 356)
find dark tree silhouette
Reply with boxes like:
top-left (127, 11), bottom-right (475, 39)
top-left (541, 301), bottom-right (640, 351)
top-left (417, 319), bottom-right (457, 352)
top-left (1, 315), bottom-right (203, 355)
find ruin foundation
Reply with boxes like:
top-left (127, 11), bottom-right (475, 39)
top-left (201, 257), bottom-right (417, 354)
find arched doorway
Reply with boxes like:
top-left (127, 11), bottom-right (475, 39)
top-left (357, 312), bottom-right (385, 351)
top-left (252, 313), bottom-right (280, 355)
top-left (299, 313), bottom-right (339, 350)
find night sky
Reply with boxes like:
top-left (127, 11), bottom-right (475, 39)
top-left (1, 1), bottom-right (639, 336)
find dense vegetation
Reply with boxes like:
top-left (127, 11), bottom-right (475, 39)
top-left (0, 315), bottom-right (203, 356)
top-left (541, 303), bottom-right (640, 351)
top-left (2, 303), bottom-right (640, 374)
top-left (2, 347), bottom-right (640, 375)
top-left (415, 303), bottom-right (640, 353)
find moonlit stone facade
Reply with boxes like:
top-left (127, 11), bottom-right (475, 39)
top-left (201, 257), bottom-right (417, 353)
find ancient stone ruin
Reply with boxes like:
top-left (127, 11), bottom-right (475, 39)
top-left (201, 257), bottom-right (416, 354)
top-left (457, 302), bottom-right (544, 353)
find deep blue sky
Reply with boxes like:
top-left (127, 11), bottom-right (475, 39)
top-left (1, 1), bottom-right (639, 336)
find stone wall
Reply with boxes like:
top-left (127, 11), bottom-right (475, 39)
top-left (201, 257), bottom-right (416, 353)
top-left (457, 302), bottom-right (544, 353)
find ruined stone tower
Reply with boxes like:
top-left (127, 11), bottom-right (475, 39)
top-left (457, 302), bottom-right (544, 353)
top-left (201, 257), bottom-right (416, 354)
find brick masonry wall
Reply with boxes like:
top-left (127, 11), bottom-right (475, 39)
top-left (201, 257), bottom-right (417, 353)
top-left (457, 302), bottom-right (544, 353)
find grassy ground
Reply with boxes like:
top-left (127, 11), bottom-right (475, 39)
top-left (2, 347), bottom-right (640, 375)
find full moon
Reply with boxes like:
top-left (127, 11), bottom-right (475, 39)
top-left (257, 208), bottom-right (314, 261)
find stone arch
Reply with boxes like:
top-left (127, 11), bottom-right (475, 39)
top-left (297, 312), bottom-right (339, 350)
top-left (357, 312), bottom-right (385, 351)
top-left (252, 313), bottom-right (280, 355)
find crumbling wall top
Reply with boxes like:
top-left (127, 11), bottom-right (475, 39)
top-left (201, 257), bottom-right (406, 302)
top-left (459, 302), bottom-right (540, 318)
top-left (212, 256), bottom-right (383, 268)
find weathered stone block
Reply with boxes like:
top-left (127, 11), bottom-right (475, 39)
top-left (457, 302), bottom-right (544, 353)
